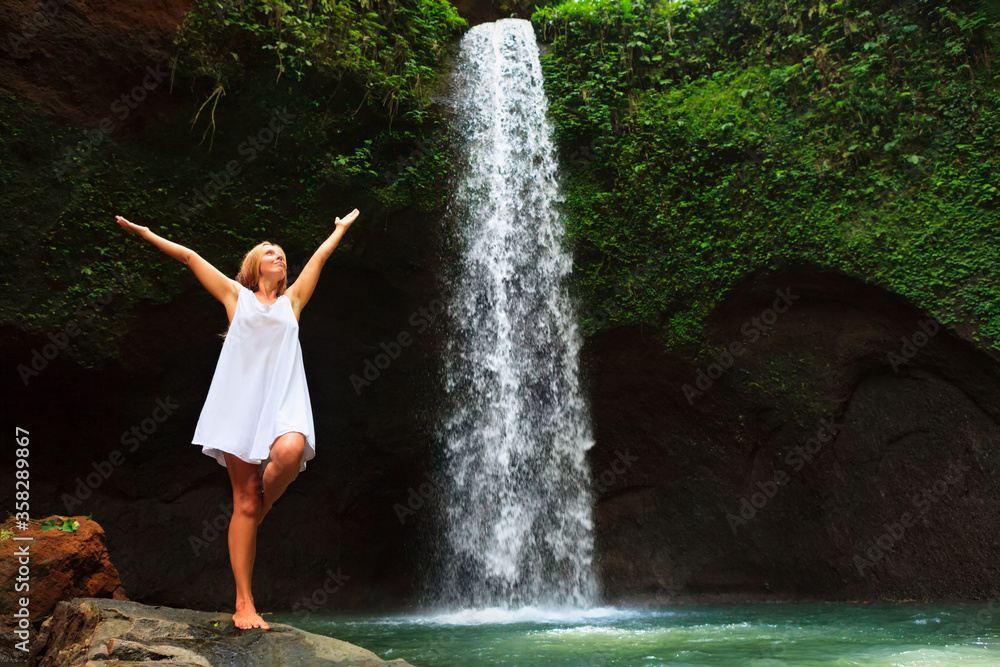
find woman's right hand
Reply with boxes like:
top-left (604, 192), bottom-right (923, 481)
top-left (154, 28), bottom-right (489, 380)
top-left (334, 208), bottom-right (360, 229)
top-left (115, 215), bottom-right (148, 236)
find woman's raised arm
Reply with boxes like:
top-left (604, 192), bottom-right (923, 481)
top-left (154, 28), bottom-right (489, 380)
top-left (115, 215), bottom-right (240, 314)
top-left (285, 208), bottom-right (359, 318)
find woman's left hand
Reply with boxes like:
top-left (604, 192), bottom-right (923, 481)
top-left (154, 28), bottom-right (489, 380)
top-left (335, 209), bottom-right (360, 229)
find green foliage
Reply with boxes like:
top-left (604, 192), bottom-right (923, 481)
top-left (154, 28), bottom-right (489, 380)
top-left (173, 0), bottom-right (466, 118)
top-left (535, 0), bottom-right (1000, 352)
top-left (309, 124), bottom-right (454, 213)
top-left (0, 83), bottom-right (454, 366)
top-left (41, 517), bottom-right (81, 532)
top-left (534, 0), bottom-right (745, 145)
top-left (1, 2), bottom-right (459, 370)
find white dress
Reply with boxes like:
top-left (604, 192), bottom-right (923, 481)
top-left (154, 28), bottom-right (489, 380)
top-left (192, 286), bottom-right (316, 472)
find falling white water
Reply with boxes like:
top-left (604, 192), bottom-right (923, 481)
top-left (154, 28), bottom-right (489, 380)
top-left (437, 18), bottom-right (598, 609)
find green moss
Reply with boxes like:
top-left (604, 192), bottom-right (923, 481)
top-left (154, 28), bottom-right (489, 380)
top-left (535, 0), bottom-right (1000, 353)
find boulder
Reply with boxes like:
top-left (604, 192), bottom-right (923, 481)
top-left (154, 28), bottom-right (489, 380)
top-left (587, 269), bottom-right (1000, 602)
top-left (28, 597), bottom-right (416, 666)
top-left (0, 515), bottom-right (126, 622)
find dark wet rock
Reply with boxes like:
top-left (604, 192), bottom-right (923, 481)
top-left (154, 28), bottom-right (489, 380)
top-left (587, 269), bottom-right (1000, 602)
top-left (28, 597), bottom-right (415, 666)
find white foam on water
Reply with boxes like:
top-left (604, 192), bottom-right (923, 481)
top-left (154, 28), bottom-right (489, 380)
top-left (413, 605), bottom-right (641, 626)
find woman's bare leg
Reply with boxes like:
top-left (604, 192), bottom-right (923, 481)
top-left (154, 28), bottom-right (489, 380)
top-left (258, 431), bottom-right (306, 525)
top-left (223, 452), bottom-right (270, 630)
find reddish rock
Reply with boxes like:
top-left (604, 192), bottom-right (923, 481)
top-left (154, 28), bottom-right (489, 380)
top-left (0, 515), bottom-right (127, 625)
top-left (0, 0), bottom-right (191, 126)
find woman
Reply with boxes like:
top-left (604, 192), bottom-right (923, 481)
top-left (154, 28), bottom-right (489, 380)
top-left (115, 209), bottom-right (359, 630)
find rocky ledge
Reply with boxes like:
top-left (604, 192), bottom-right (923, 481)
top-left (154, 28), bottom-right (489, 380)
top-left (29, 597), bottom-right (414, 666)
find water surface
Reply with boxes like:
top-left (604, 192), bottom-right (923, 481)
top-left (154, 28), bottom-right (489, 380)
top-left (274, 602), bottom-right (1000, 666)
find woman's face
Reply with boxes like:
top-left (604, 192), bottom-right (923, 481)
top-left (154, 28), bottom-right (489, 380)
top-left (259, 245), bottom-right (286, 282)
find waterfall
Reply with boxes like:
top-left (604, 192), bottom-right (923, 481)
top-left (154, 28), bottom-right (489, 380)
top-left (436, 18), bottom-right (598, 610)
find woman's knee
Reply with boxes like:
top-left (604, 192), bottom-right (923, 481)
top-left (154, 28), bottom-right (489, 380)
top-left (271, 433), bottom-right (305, 468)
top-left (232, 491), bottom-right (261, 520)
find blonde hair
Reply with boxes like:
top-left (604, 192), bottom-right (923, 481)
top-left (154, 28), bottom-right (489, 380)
top-left (235, 241), bottom-right (287, 295)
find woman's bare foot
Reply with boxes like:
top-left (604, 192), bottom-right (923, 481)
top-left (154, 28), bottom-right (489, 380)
top-left (233, 600), bottom-right (270, 630)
